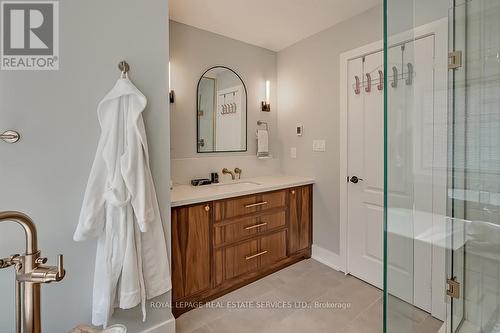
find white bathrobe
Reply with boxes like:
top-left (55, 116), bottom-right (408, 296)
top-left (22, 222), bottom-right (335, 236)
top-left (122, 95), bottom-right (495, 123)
top-left (74, 77), bottom-right (171, 327)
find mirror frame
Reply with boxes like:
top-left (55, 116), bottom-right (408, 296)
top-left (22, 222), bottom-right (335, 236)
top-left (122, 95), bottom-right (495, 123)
top-left (196, 65), bottom-right (248, 153)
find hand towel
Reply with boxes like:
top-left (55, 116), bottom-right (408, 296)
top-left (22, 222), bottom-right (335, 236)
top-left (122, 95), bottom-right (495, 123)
top-left (257, 129), bottom-right (269, 157)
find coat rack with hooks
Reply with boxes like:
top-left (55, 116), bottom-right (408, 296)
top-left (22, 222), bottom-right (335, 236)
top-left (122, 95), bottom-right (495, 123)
top-left (352, 63), bottom-right (415, 95)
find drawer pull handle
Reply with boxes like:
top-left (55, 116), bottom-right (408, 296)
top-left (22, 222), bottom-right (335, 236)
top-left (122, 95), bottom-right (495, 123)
top-left (245, 201), bottom-right (268, 208)
top-left (245, 250), bottom-right (268, 260)
top-left (244, 222), bottom-right (268, 230)
top-left (205, 205), bottom-right (210, 212)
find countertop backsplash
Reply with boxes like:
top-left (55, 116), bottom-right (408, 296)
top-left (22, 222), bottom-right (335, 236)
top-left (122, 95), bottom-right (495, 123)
top-left (170, 155), bottom-right (281, 185)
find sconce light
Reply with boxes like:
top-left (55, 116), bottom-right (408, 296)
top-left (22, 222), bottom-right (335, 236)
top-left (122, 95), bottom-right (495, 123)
top-left (169, 61), bottom-right (175, 104)
top-left (261, 80), bottom-right (270, 112)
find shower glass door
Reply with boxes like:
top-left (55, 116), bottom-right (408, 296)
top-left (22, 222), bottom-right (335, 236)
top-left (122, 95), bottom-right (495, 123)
top-left (384, 0), bottom-right (449, 329)
top-left (449, 0), bottom-right (500, 332)
top-left (448, 1), bottom-right (467, 331)
top-left (385, 0), bottom-right (500, 332)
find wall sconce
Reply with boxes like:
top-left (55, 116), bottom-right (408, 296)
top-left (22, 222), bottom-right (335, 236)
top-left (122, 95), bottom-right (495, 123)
top-left (169, 61), bottom-right (175, 104)
top-left (261, 80), bottom-right (270, 112)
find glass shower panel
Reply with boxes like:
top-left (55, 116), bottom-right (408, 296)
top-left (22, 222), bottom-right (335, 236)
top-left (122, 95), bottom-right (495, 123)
top-left (385, 0), bottom-right (417, 331)
top-left (449, 0), bottom-right (500, 332)
top-left (385, 0), bottom-right (500, 332)
top-left (448, 3), bottom-right (467, 331)
top-left (385, 0), bottom-right (449, 332)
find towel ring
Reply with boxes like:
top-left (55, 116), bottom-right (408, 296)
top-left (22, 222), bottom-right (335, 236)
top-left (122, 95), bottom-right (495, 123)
top-left (257, 120), bottom-right (269, 131)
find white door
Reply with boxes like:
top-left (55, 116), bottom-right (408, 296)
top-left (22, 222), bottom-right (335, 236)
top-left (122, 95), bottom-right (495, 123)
top-left (405, 36), bottom-right (435, 312)
top-left (347, 50), bottom-right (386, 290)
top-left (347, 36), bottom-right (437, 311)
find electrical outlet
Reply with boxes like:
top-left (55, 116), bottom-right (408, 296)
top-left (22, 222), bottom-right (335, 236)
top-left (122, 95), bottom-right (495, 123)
top-left (290, 147), bottom-right (297, 158)
top-left (312, 140), bottom-right (326, 152)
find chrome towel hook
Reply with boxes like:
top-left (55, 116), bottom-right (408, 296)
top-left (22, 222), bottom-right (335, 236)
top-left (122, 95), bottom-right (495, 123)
top-left (1, 130), bottom-right (20, 143)
top-left (118, 60), bottom-right (130, 78)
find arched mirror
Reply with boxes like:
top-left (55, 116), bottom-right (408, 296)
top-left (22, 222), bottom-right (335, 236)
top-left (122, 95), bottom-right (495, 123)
top-left (197, 66), bottom-right (247, 153)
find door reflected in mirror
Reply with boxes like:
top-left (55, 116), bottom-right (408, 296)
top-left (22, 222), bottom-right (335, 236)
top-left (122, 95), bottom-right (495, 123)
top-left (197, 66), bottom-right (247, 153)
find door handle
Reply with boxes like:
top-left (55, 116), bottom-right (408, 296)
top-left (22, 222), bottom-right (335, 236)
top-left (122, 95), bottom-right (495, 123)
top-left (349, 176), bottom-right (363, 184)
top-left (1, 130), bottom-right (20, 144)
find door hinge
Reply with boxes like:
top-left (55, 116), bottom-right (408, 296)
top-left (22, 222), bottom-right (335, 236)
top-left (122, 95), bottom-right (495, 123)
top-left (446, 277), bottom-right (460, 299)
top-left (448, 51), bottom-right (462, 69)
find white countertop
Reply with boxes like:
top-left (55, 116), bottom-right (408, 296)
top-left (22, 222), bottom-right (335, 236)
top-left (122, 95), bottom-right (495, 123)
top-left (171, 175), bottom-right (315, 207)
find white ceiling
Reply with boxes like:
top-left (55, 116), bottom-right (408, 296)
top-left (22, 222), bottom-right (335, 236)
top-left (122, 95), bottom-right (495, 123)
top-left (170, 0), bottom-right (381, 52)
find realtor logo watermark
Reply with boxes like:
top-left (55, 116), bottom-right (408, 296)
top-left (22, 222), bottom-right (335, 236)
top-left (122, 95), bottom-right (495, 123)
top-left (1, 1), bottom-right (59, 70)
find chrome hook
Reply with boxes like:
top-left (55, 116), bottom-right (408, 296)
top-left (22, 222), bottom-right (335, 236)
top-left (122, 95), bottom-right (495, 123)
top-left (391, 66), bottom-right (398, 88)
top-left (377, 70), bottom-right (384, 91)
top-left (365, 73), bottom-right (372, 93)
top-left (118, 60), bottom-right (129, 78)
top-left (406, 63), bottom-right (413, 86)
top-left (354, 75), bottom-right (361, 95)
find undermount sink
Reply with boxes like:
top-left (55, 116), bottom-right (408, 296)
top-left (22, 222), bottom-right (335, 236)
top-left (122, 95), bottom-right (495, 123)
top-left (212, 181), bottom-right (262, 187)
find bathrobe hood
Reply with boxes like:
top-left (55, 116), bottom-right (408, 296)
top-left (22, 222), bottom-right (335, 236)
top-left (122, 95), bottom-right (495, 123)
top-left (74, 77), bottom-right (171, 327)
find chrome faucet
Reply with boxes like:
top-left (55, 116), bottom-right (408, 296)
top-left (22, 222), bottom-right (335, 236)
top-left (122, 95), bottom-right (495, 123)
top-left (0, 211), bottom-right (65, 333)
top-left (222, 168), bottom-right (236, 180)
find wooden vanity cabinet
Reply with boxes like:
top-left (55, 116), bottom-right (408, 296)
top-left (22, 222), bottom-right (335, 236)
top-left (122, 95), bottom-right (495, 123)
top-left (171, 185), bottom-right (312, 317)
top-left (288, 185), bottom-right (313, 254)
top-left (171, 203), bottom-right (212, 300)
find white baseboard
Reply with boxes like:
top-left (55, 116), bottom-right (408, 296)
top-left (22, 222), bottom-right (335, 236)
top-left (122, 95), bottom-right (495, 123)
top-left (311, 244), bottom-right (345, 273)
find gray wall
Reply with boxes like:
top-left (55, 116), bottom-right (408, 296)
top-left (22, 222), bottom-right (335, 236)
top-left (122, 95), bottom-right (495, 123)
top-left (277, 5), bottom-right (383, 254)
top-left (276, 1), bottom-right (449, 255)
top-left (388, 0), bottom-right (449, 35)
top-left (0, 1), bottom-right (172, 332)
top-left (169, 20), bottom-right (278, 159)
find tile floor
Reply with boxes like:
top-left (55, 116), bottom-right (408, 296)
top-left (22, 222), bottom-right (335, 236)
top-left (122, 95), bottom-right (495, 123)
top-left (176, 259), bottom-right (443, 333)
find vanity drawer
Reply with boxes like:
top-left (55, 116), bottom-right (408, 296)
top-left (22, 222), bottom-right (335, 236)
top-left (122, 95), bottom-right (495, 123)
top-left (214, 190), bottom-right (286, 221)
top-left (214, 211), bottom-right (286, 247)
top-left (217, 238), bottom-right (260, 283)
top-left (215, 230), bottom-right (287, 284)
top-left (258, 231), bottom-right (287, 267)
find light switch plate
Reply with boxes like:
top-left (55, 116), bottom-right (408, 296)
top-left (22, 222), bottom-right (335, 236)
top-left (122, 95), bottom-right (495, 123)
top-left (290, 147), bottom-right (297, 158)
top-left (312, 140), bottom-right (326, 152)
